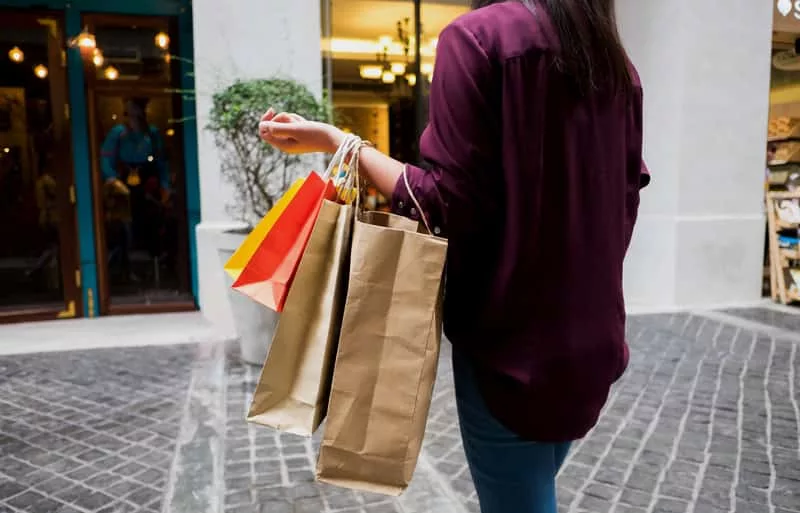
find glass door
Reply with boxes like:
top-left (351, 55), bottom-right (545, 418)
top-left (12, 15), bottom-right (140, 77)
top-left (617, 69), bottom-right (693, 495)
top-left (0, 11), bottom-right (81, 323)
top-left (83, 14), bottom-right (193, 314)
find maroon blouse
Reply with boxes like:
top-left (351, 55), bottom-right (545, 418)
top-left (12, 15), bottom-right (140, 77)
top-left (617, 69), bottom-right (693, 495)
top-left (392, 0), bottom-right (649, 442)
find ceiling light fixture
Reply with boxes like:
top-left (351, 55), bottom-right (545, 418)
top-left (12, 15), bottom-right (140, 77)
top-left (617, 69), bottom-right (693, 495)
top-left (155, 32), bottom-right (170, 50)
top-left (70, 27), bottom-right (96, 50)
top-left (34, 64), bottom-right (48, 79)
top-left (92, 48), bottom-right (104, 67)
top-left (104, 65), bottom-right (119, 80)
top-left (8, 46), bottom-right (24, 63)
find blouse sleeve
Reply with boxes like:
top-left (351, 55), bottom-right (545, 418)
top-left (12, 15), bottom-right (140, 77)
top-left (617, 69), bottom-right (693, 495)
top-left (390, 22), bottom-right (496, 237)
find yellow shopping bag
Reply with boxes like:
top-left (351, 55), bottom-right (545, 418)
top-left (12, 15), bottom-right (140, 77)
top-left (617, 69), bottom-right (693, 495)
top-left (224, 178), bottom-right (304, 280)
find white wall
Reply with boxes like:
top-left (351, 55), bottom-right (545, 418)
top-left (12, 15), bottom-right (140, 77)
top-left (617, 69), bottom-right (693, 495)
top-left (618, 0), bottom-right (774, 311)
top-left (192, 0), bottom-right (322, 332)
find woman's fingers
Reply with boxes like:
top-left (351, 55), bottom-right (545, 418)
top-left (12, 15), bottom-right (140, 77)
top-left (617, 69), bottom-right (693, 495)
top-left (270, 112), bottom-right (298, 124)
top-left (260, 108), bottom-right (276, 123)
top-left (262, 131), bottom-right (298, 152)
top-left (258, 111), bottom-right (323, 154)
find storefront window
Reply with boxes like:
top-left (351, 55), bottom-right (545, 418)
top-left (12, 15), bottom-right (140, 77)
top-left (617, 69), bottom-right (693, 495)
top-left (0, 12), bottom-right (80, 321)
top-left (83, 15), bottom-right (192, 313)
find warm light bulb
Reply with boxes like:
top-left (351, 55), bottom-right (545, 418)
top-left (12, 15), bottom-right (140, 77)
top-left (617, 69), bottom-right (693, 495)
top-left (8, 46), bottom-right (24, 63)
top-left (104, 66), bottom-right (119, 80)
top-left (3, 147), bottom-right (9, 153)
top-left (34, 64), bottom-right (48, 79)
top-left (421, 62), bottom-right (434, 75)
top-left (390, 62), bottom-right (406, 75)
top-left (381, 70), bottom-right (396, 84)
top-left (359, 65), bottom-right (382, 80)
top-left (405, 74), bottom-right (417, 87)
top-left (155, 32), bottom-right (170, 50)
top-left (378, 35), bottom-right (393, 48)
top-left (77, 31), bottom-right (96, 49)
top-left (92, 49), bottom-right (104, 67)
top-left (166, 128), bottom-right (175, 137)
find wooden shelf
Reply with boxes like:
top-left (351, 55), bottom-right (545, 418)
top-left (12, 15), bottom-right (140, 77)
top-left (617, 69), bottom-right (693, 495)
top-left (780, 248), bottom-right (800, 261)
top-left (767, 191), bottom-right (800, 305)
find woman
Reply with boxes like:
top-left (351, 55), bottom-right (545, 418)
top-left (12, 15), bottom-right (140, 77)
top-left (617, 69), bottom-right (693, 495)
top-left (260, 0), bottom-right (648, 511)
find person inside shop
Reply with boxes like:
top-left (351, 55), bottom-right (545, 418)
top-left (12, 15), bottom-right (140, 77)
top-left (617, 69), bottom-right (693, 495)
top-left (100, 97), bottom-right (171, 286)
top-left (257, 0), bottom-right (648, 511)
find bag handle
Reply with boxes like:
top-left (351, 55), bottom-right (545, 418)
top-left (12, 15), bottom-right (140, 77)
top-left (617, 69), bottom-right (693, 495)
top-left (402, 164), bottom-right (432, 235)
top-left (344, 138), bottom-right (434, 235)
top-left (323, 134), bottom-right (360, 182)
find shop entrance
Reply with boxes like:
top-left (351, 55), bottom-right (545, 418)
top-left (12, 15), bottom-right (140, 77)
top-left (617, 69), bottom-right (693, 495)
top-left (0, 11), bottom-right (82, 323)
top-left (83, 14), bottom-right (193, 315)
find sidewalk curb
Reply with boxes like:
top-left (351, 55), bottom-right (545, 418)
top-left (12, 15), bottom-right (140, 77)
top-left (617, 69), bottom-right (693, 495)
top-left (162, 341), bottom-right (227, 513)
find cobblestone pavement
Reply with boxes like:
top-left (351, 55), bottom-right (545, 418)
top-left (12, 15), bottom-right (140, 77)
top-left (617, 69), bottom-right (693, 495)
top-left (1, 310), bottom-right (799, 513)
top-left (0, 345), bottom-right (196, 513)
top-left (221, 312), bottom-right (800, 513)
top-left (725, 307), bottom-right (800, 334)
top-left (223, 353), bottom-right (462, 513)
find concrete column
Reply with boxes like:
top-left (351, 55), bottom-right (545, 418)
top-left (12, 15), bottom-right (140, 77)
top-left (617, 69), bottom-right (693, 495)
top-left (618, 0), bottom-right (774, 311)
top-left (192, 0), bottom-right (322, 331)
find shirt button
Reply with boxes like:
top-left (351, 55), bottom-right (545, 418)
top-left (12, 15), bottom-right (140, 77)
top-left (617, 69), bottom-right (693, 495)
top-left (398, 201), bottom-right (405, 209)
top-left (410, 207), bottom-right (417, 216)
top-left (433, 227), bottom-right (441, 235)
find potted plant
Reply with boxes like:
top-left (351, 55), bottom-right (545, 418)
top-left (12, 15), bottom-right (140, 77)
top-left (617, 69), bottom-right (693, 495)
top-left (207, 78), bottom-right (331, 365)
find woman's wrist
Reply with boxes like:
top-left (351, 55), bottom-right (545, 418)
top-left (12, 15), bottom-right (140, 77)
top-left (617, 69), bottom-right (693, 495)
top-left (324, 124), bottom-right (347, 154)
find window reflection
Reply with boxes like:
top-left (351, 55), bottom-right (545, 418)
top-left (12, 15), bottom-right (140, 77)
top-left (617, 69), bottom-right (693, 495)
top-left (93, 24), bottom-right (172, 83)
top-left (0, 15), bottom-right (75, 315)
top-left (321, 0), bottom-right (469, 210)
top-left (87, 16), bottom-right (191, 309)
top-left (97, 94), bottom-right (188, 305)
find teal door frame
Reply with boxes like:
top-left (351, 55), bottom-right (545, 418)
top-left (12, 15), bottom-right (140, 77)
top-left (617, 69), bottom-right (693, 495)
top-left (3, 0), bottom-right (200, 317)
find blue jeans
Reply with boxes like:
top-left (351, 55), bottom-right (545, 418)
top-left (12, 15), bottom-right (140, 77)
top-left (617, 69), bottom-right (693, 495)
top-left (453, 349), bottom-right (572, 513)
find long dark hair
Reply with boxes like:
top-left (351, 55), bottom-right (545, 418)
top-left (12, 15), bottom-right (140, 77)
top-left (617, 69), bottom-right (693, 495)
top-left (472, 0), bottom-right (631, 94)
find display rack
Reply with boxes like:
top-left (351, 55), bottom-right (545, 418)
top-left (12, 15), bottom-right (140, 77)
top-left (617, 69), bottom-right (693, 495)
top-left (768, 118), bottom-right (800, 193)
top-left (766, 191), bottom-right (800, 304)
top-left (768, 117), bottom-right (800, 142)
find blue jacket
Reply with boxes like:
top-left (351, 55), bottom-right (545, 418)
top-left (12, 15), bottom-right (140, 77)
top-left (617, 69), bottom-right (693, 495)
top-left (101, 124), bottom-right (170, 191)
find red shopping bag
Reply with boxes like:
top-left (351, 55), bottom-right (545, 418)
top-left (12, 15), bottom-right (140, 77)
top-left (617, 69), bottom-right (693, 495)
top-left (232, 171), bottom-right (337, 311)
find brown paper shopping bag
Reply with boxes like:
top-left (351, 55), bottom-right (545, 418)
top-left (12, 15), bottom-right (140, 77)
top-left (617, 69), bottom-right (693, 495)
top-left (246, 199), bottom-right (353, 435)
top-left (245, 136), bottom-right (365, 436)
top-left (316, 166), bottom-right (448, 496)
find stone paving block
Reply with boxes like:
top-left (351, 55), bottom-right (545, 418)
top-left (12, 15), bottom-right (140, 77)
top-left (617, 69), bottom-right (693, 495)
top-left (654, 497), bottom-right (690, 513)
top-left (578, 492), bottom-right (612, 513)
top-left (0, 345), bottom-right (194, 513)
top-left (616, 506), bottom-right (647, 513)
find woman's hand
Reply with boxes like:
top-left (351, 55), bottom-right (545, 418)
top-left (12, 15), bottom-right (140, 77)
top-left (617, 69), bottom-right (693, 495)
top-left (258, 108), bottom-right (346, 155)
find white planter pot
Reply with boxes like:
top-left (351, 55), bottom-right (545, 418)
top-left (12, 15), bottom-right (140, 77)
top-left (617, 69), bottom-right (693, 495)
top-left (218, 244), bottom-right (280, 366)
